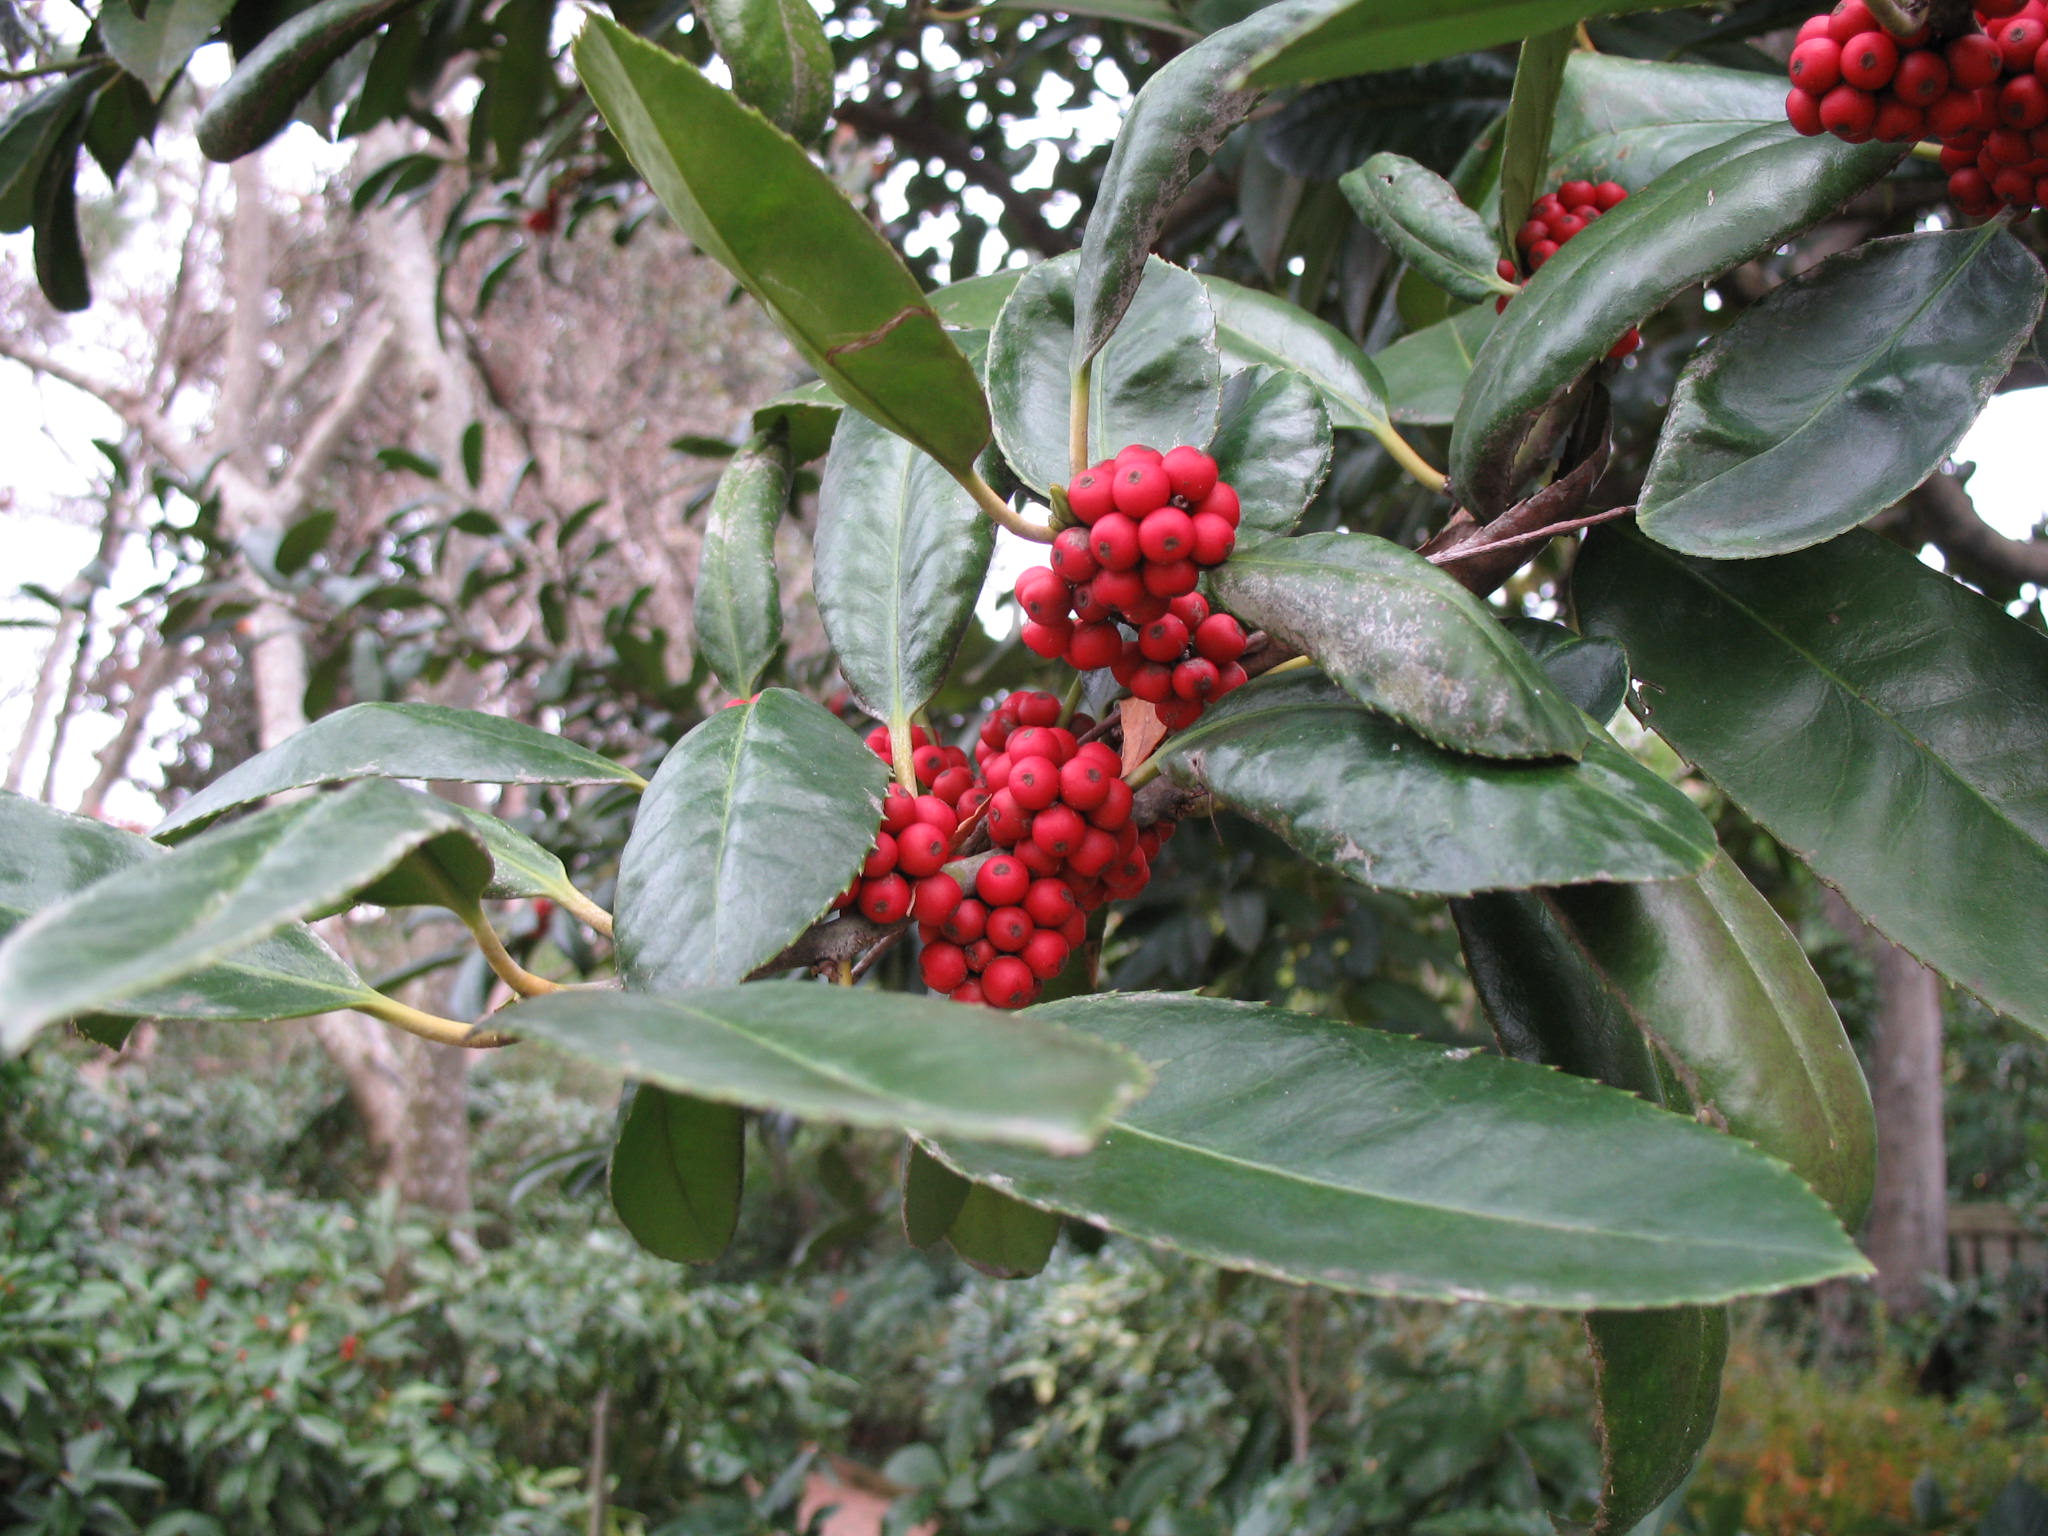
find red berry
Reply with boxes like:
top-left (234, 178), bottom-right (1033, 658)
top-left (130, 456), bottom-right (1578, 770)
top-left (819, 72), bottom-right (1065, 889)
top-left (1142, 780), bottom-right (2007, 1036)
top-left (1593, 181), bottom-right (1628, 209)
top-left (1125, 592), bottom-right (1170, 626)
top-left (922, 941), bottom-right (969, 992)
top-left (858, 873), bottom-right (911, 924)
top-left (1193, 612), bottom-right (1247, 664)
top-left (1138, 506), bottom-right (1195, 562)
top-left (932, 766), bottom-right (976, 806)
top-left (1168, 592), bottom-right (1211, 628)
top-left (1607, 328), bottom-right (1642, 361)
top-left (1155, 698), bottom-right (1203, 730)
top-left (1069, 826), bottom-right (1117, 877)
top-left (942, 897), bottom-right (987, 944)
top-left (1066, 621), bottom-right (1123, 672)
top-left (1090, 514), bottom-right (1143, 571)
top-left (1993, 163), bottom-right (2036, 202)
top-left (981, 955), bottom-right (1037, 1009)
top-left (1981, 0), bottom-right (2027, 14)
top-left (882, 785), bottom-right (918, 833)
top-left (1130, 661), bottom-right (1174, 703)
top-left (1893, 48), bottom-right (1949, 104)
top-left (1548, 212), bottom-right (1587, 241)
top-left (1557, 178), bottom-right (1596, 208)
top-left (1818, 84), bottom-right (1877, 137)
top-left (1798, 12), bottom-right (1834, 40)
top-left (1089, 776), bottom-right (1134, 831)
top-left (913, 793), bottom-right (958, 834)
top-left (1527, 238), bottom-right (1561, 268)
top-left (1115, 443), bottom-right (1162, 465)
top-left (912, 744), bottom-right (946, 785)
top-left (1787, 86), bottom-right (1827, 135)
top-left (1999, 15), bottom-right (2044, 70)
top-left (1032, 804), bottom-right (1087, 859)
top-left (1017, 838), bottom-right (1062, 877)
top-left (1192, 483), bottom-right (1240, 528)
top-left (1874, 97), bottom-right (1925, 140)
top-left (1058, 755), bottom-right (1113, 812)
top-left (950, 980), bottom-right (987, 1005)
top-left (1022, 617), bottom-right (1073, 659)
top-left (1161, 446), bottom-right (1219, 502)
top-left (1025, 878), bottom-right (1079, 928)
top-left (1839, 30), bottom-right (1897, 88)
top-left (1112, 459), bottom-right (1172, 516)
top-left (1929, 86), bottom-right (1986, 136)
top-left (1827, 0), bottom-right (1875, 42)
top-left (1190, 513), bottom-right (1236, 567)
top-left (987, 904), bottom-right (1033, 952)
top-left (1022, 928), bottom-right (1072, 982)
top-left (1070, 580), bottom-right (1112, 623)
top-left (1076, 740), bottom-right (1120, 774)
top-left (896, 823), bottom-right (949, 878)
top-left (1789, 36), bottom-right (1843, 91)
top-left (863, 833), bottom-right (898, 878)
top-left (913, 873), bottom-right (963, 927)
top-left (1497, 256), bottom-right (1520, 280)
top-left (1988, 125), bottom-right (2031, 161)
top-left (976, 855), bottom-right (1030, 907)
top-left (1216, 661), bottom-right (1249, 697)
top-left (987, 789), bottom-right (1029, 844)
top-left (1050, 527), bottom-right (1099, 582)
top-left (1173, 657), bottom-right (1222, 702)
top-left (1947, 33), bottom-right (2003, 88)
top-left (1139, 614), bottom-right (1190, 663)
top-left (1066, 469), bottom-right (1114, 524)
top-left (1016, 690), bottom-right (1062, 728)
top-left (1515, 218), bottom-right (1549, 253)
top-left (1007, 725), bottom-right (1068, 763)
top-left (1008, 755), bottom-right (1062, 812)
top-left (1142, 558), bottom-right (1200, 597)
top-left (1015, 567), bottom-right (1069, 623)
top-left (1091, 569), bottom-right (1145, 615)
top-left (1531, 193), bottom-right (1565, 222)
top-left (2002, 74), bottom-right (2048, 127)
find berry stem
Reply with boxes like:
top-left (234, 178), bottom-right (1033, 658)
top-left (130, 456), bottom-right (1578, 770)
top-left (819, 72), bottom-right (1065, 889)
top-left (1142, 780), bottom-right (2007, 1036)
top-left (888, 705), bottom-right (918, 791)
top-left (1862, 0), bottom-right (1920, 38)
top-left (949, 464), bottom-right (1057, 544)
top-left (454, 894), bottom-right (563, 998)
top-left (1262, 655), bottom-right (1315, 678)
top-left (558, 886), bottom-right (615, 939)
top-left (358, 992), bottom-right (516, 1049)
top-left (1068, 360), bottom-right (1092, 478)
top-left (1055, 672), bottom-right (1087, 729)
top-left (1372, 423), bottom-right (1451, 496)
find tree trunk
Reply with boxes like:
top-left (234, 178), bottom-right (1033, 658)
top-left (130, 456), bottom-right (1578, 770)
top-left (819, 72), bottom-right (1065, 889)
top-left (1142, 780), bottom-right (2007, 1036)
top-left (1826, 891), bottom-right (1949, 1313)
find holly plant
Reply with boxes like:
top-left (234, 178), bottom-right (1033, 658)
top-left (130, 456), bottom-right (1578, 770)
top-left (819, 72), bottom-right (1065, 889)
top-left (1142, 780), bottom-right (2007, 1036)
top-left (8, 0), bottom-right (2048, 1528)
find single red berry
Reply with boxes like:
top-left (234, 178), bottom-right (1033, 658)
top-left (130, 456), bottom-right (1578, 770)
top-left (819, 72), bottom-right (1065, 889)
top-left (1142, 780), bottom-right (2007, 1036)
top-left (1155, 698), bottom-right (1203, 730)
top-left (1021, 928), bottom-right (1071, 982)
top-left (1787, 86), bottom-right (1827, 134)
top-left (1548, 212), bottom-right (1588, 242)
top-left (912, 744), bottom-right (947, 785)
top-left (1115, 443), bottom-right (1163, 465)
top-left (1947, 33), bottom-right (2004, 88)
top-left (1981, 0), bottom-right (2028, 15)
top-left (1009, 755), bottom-right (1062, 812)
top-left (1172, 657), bottom-right (1221, 702)
top-left (912, 873), bottom-right (963, 927)
top-left (1531, 193), bottom-right (1565, 222)
top-left (1515, 218), bottom-right (1549, 253)
top-left (987, 788), bottom-right (1030, 844)
top-left (858, 873), bottom-right (912, 924)
top-left (1022, 617), bottom-right (1073, 659)
top-left (1066, 469), bottom-right (1114, 524)
top-left (2001, 74), bottom-right (2048, 127)
top-left (1999, 15), bottom-right (2044, 70)
top-left (881, 785), bottom-right (918, 833)
top-left (1142, 558), bottom-right (1200, 597)
top-left (1557, 178), bottom-right (1596, 208)
top-left (1992, 162), bottom-right (2036, 202)
top-left (1827, 0), bottom-right (1876, 42)
top-left (1070, 580), bottom-right (1112, 623)
top-left (1818, 84), bottom-right (1877, 138)
top-left (1527, 238), bottom-right (1561, 268)
top-left (1193, 482), bottom-right (1240, 528)
top-left (1032, 803), bottom-right (1087, 859)
top-left (1125, 592), bottom-right (1170, 626)
top-left (1090, 514), bottom-right (1143, 572)
top-left (1130, 661), bottom-right (1174, 703)
top-left (942, 897), bottom-right (987, 944)
top-left (1789, 36), bottom-right (1844, 91)
top-left (922, 941), bottom-right (969, 992)
top-left (1940, 139), bottom-right (1978, 171)
top-left (1497, 256), bottom-right (1520, 281)
top-left (986, 905), bottom-right (1033, 952)
top-left (1050, 527), bottom-right (1100, 582)
top-left (931, 766), bottom-right (976, 806)
top-left (1090, 776), bottom-right (1134, 831)
top-left (1190, 513), bottom-right (1236, 567)
top-left (1216, 661), bottom-right (1249, 697)
top-left (1593, 181), bottom-right (1628, 209)
top-left (1066, 621), bottom-right (1123, 672)
top-left (1839, 30), bottom-right (1898, 88)
top-left (1193, 613), bottom-right (1247, 664)
top-left (1075, 740), bottom-right (1119, 774)
top-left (1112, 459), bottom-right (1173, 516)
top-left (1797, 12), bottom-right (1834, 40)
top-left (1161, 446), bottom-right (1219, 502)
top-left (1138, 506), bottom-right (1196, 562)
top-left (976, 855), bottom-right (1030, 907)
top-left (896, 823), bottom-right (949, 878)
top-left (1090, 567), bottom-right (1147, 613)
top-left (1068, 826), bottom-right (1118, 877)
top-left (1929, 85), bottom-right (1986, 136)
top-left (1607, 328), bottom-right (1643, 361)
top-left (1874, 97), bottom-right (1925, 139)
top-left (1060, 909), bottom-right (1089, 946)
top-left (981, 955), bottom-right (1037, 1010)
top-left (1892, 47), bottom-right (1949, 104)
top-left (1015, 690), bottom-right (1062, 728)
top-left (1169, 592), bottom-right (1211, 628)
top-left (1015, 838), bottom-right (1060, 877)
top-left (1103, 851), bottom-right (1152, 897)
top-left (1140, 614), bottom-right (1190, 663)
top-left (1025, 877), bottom-right (1080, 929)
top-left (1008, 725), bottom-right (1069, 763)
top-left (1058, 755), bottom-right (1113, 812)
top-left (950, 980), bottom-right (987, 1005)
top-left (863, 833), bottom-right (898, 878)
top-left (912, 794), bottom-right (958, 835)
top-left (1987, 124), bottom-right (2031, 162)
top-left (982, 751), bottom-right (1013, 791)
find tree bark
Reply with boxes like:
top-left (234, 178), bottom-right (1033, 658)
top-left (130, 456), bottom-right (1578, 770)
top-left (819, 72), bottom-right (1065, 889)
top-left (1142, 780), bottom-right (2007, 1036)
top-left (1825, 890), bottom-right (1949, 1313)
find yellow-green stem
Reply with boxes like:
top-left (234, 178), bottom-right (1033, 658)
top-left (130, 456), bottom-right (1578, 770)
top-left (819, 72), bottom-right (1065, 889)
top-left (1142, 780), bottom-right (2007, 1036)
top-left (1373, 423), bottom-right (1450, 495)
top-left (1068, 362), bottom-right (1092, 477)
top-left (889, 705), bottom-right (918, 791)
top-left (1055, 672), bottom-right (1087, 729)
top-left (950, 464), bottom-right (1056, 543)
top-left (456, 897), bottom-right (562, 997)
top-left (359, 993), bottom-right (515, 1049)
top-left (559, 886), bottom-right (615, 938)
top-left (1263, 655), bottom-right (1314, 677)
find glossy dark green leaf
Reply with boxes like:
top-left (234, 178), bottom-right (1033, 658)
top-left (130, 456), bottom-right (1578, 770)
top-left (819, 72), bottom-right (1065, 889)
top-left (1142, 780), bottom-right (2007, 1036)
top-left (816, 411), bottom-right (994, 728)
top-left (1262, 57), bottom-right (1515, 182)
top-left (931, 993), bottom-right (1869, 1307)
top-left (1238, 0), bottom-right (1690, 86)
top-left (903, 1139), bottom-right (971, 1248)
top-left (1200, 273), bottom-right (1393, 434)
top-left (1504, 616), bottom-right (1628, 721)
top-left (500, 983), bottom-right (1150, 1152)
top-left (31, 118), bottom-right (90, 313)
top-left (750, 380), bottom-right (841, 463)
top-left (949, 1183), bottom-right (1061, 1279)
top-left (990, 254), bottom-right (1219, 492)
top-left (1205, 367), bottom-right (1331, 538)
top-left (695, 431), bottom-right (788, 696)
top-left (1450, 127), bottom-right (1901, 517)
top-left (575, 17), bottom-right (990, 473)
top-left (1340, 153), bottom-right (1511, 306)
top-left (155, 702), bottom-right (644, 840)
top-left (615, 689), bottom-right (887, 993)
top-left (609, 1083), bottom-right (746, 1264)
top-left (1576, 528), bottom-right (2048, 1036)
top-left (1639, 228), bottom-right (2044, 559)
top-left (101, 0), bottom-right (234, 96)
top-left (83, 70), bottom-right (157, 183)
top-left (1207, 533), bottom-right (1586, 758)
top-left (1496, 28), bottom-right (1571, 252)
top-left (0, 74), bottom-right (103, 234)
top-left (1160, 671), bottom-right (1708, 891)
top-left (438, 804), bottom-right (585, 906)
top-left (1371, 306), bottom-right (1496, 425)
top-left (195, 0), bottom-right (424, 160)
top-left (1586, 1308), bottom-right (1729, 1536)
top-left (694, 0), bottom-right (834, 140)
top-left (1070, 0), bottom-right (1324, 369)
top-left (0, 790), bottom-right (376, 1029)
top-left (1547, 54), bottom-right (1785, 192)
top-left (0, 782), bottom-right (482, 1052)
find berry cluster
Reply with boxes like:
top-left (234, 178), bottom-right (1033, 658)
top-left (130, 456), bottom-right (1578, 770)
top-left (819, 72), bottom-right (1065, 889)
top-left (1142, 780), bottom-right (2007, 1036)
top-left (1498, 180), bottom-right (1641, 359)
top-left (1016, 444), bottom-right (1249, 730)
top-left (1785, 0), bottom-right (2048, 214)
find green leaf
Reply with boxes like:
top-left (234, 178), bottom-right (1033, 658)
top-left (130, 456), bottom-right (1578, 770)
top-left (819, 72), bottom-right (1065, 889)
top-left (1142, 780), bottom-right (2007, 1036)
top-left (750, 380), bottom-right (842, 464)
top-left (1199, 272), bottom-right (1392, 433)
top-left (949, 1184), bottom-right (1061, 1279)
top-left (990, 254), bottom-right (1220, 493)
top-left (694, 0), bottom-right (835, 140)
top-left (0, 74), bottom-right (105, 234)
top-left (695, 431), bottom-right (788, 696)
top-left (614, 689), bottom-right (888, 992)
top-left (31, 118), bottom-right (90, 313)
top-left (1206, 533), bottom-right (1586, 759)
top-left (459, 421), bottom-right (484, 489)
top-left (101, 0), bottom-right (234, 97)
top-left (1158, 671), bottom-right (1707, 892)
top-left (1638, 228), bottom-right (2044, 559)
top-left (816, 410), bottom-right (995, 726)
top-left (1205, 367), bottom-right (1331, 538)
top-left (930, 993), bottom-right (1869, 1308)
top-left (438, 805), bottom-right (587, 907)
top-left (273, 507), bottom-right (337, 577)
top-left (1449, 127), bottom-right (1902, 517)
top-left (1261, 57), bottom-right (1514, 182)
top-left (1546, 53), bottom-right (1786, 192)
top-left (195, 0), bottom-right (425, 161)
top-left (1504, 616), bottom-right (1628, 722)
top-left (1340, 153), bottom-right (1511, 305)
top-left (1238, 0), bottom-right (1690, 87)
top-left (154, 702), bottom-right (644, 841)
top-left (609, 1083), bottom-right (746, 1264)
top-left (1069, 0), bottom-right (1323, 369)
top-left (903, 1140), bottom-right (970, 1248)
top-left (0, 782), bottom-right (483, 1053)
top-left (1496, 28), bottom-right (1572, 251)
top-left (1370, 306), bottom-right (1496, 425)
top-left (498, 983), bottom-right (1151, 1153)
top-left (574, 17), bottom-right (990, 473)
top-left (929, 269), bottom-right (1027, 330)
top-left (983, 0), bottom-right (1198, 32)
top-left (1586, 1308), bottom-right (1729, 1536)
top-left (0, 790), bottom-right (377, 1028)
top-left (1576, 527), bottom-right (2048, 1037)
top-left (482, 0), bottom-right (551, 174)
